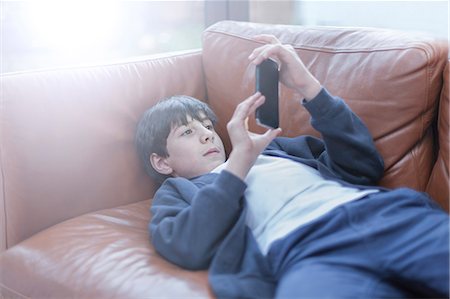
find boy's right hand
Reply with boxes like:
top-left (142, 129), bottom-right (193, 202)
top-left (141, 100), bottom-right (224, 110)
top-left (225, 92), bottom-right (282, 181)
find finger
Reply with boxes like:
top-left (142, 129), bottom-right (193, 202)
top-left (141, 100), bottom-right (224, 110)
top-left (251, 127), bottom-right (283, 151)
top-left (249, 45), bottom-right (285, 66)
top-left (241, 92), bottom-right (263, 112)
top-left (270, 127), bottom-right (283, 137)
top-left (240, 95), bottom-right (265, 121)
top-left (248, 44), bottom-right (273, 61)
top-left (228, 94), bottom-right (263, 133)
top-left (263, 127), bottom-right (283, 142)
top-left (247, 95), bottom-right (266, 117)
top-left (232, 93), bottom-right (263, 120)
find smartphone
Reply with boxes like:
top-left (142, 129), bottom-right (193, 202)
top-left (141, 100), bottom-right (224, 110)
top-left (255, 58), bottom-right (279, 129)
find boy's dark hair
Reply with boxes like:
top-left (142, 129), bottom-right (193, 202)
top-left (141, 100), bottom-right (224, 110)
top-left (135, 95), bottom-right (218, 183)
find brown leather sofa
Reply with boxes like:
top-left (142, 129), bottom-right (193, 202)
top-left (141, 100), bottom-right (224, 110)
top-left (0, 21), bottom-right (448, 298)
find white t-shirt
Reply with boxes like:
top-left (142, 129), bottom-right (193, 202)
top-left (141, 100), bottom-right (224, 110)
top-left (212, 155), bottom-right (379, 254)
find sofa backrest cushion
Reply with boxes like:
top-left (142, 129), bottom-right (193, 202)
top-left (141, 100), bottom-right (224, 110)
top-left (427, 61), bottom-right (449, 211)
top-left (202, 21), bottom-right (448, 194)
top-left (0, 50), bottom-right (206, 249)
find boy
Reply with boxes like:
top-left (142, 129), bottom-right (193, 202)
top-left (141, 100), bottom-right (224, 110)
top-left (135, 35), bottom-right (449, 298)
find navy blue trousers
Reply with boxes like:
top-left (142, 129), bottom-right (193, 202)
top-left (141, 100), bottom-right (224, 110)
top-left (267, 188), bottom-right (449, 298)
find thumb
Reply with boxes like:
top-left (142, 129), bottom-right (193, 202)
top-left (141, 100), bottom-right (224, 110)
top-left (263, 127), bottom-right (282, 141)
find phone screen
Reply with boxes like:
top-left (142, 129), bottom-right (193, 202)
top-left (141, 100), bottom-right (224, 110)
top-left (255, 58), bottom-right (279, 129)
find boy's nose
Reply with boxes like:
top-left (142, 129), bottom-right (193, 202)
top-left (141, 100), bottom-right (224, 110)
top-left (200, 128), bottom-right (214, 143)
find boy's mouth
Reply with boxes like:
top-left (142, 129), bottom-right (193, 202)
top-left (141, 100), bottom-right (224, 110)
top-left (203, 147), bottom-right (220, 156)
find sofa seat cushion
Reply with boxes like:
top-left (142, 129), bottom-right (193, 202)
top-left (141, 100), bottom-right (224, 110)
top-left (0, 200), bottom-right (211, 298)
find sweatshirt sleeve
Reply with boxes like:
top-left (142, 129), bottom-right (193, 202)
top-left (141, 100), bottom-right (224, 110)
top-left (149, 170), bottom-right (246, 270)
top-left (269, 88), bottom-right (384, 185)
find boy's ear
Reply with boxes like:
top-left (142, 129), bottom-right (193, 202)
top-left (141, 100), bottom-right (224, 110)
top-left (150, 153), bottom-right (173, 175)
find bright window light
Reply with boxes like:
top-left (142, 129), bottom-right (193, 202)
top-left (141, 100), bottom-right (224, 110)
top-left (25, 0), bottom-right (119, 51)
top-left (2, 1), bottom-right (204, 73)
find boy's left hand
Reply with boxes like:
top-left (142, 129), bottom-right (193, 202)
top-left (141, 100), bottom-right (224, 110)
top-left (248, 34), bottom-right (321, 101)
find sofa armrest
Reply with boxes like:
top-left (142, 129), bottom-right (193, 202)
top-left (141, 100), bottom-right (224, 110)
top-left (0, 49), bottom-right (206, 251)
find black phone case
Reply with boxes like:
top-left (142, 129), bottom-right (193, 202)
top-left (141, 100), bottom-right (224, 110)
top-left (255, 58), bottom-right (279, 129)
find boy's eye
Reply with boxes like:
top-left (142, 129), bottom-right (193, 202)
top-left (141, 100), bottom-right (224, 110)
top-left (181, 128), bottom-right (192, 136)
top-left (204, 124), bottom-right (213, 130)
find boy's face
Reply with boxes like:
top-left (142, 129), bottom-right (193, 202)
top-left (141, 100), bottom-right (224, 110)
top-left (155, 114), bottom-right (226, 179)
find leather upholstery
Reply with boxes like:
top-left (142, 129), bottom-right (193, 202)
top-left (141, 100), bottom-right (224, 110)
top-left (0, 200), bottom-right (211, 298)
top-left (0, 21), bottom-right (448, 298)
top-left (0, 50), bottom-right (206, 250)
top-left (427, 61), bottom-right (449, 211)
top-left (202, 21), bottom-right (448, 201)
